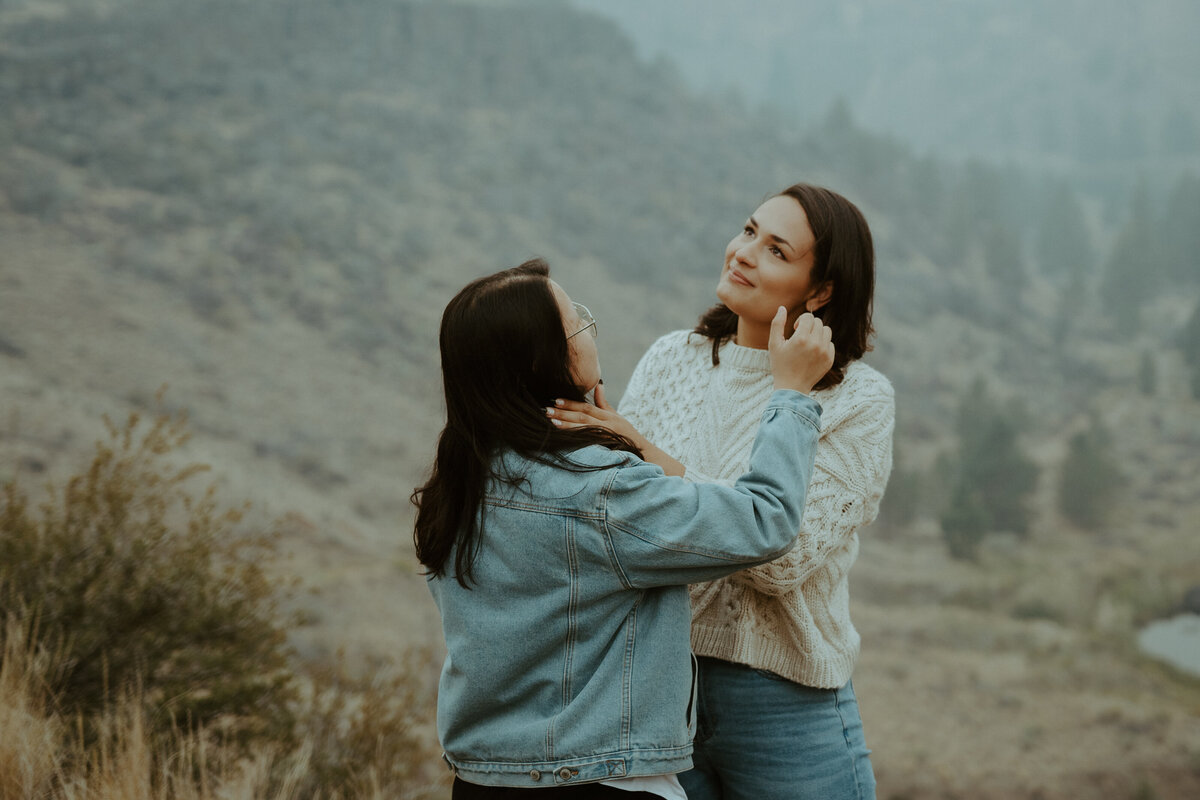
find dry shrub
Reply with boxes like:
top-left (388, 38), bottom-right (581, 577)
top-left (293, 647), bottom-right (448, 799)
top-left (0, 402), bottom-right (448, 797)
top-left (0, 403), bottom-right (295, 753)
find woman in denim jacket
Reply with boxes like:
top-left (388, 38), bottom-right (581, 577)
top-left (413, 258), bottom-right (834, 799)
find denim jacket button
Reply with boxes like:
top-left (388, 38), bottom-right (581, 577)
top-left (557, 767), bottom-right (573, 781)
top-left (529, 770), bottom-right (541, 781)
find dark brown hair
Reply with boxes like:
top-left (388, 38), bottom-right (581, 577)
top-left (694, 183), bottom-right (876, 389)
top-left (411, 259), bottom-right (640, 587)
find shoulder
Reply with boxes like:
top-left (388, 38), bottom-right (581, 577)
top-left (488, 446), bottom-right (647, 505)
top-left (641, 329), bottom-right (708, 361)
top-left (814, 361), bottom-right (895, 432)
top-left (831, 361), bottom-right (894, 403)
top-left (507, 445), bottom-right (646, 479)
top-left (627, 330), bottom-right (711, 390)
top-left (561, 445), bottom-right (669, 500)
top-left (562, 444), bottom-right (645, 471)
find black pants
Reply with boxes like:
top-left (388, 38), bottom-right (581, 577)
top-left (452, 776), bottom-right (662, 800)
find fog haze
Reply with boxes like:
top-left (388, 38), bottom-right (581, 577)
top-left (573, 0), bottom-right (1200, 190)
top-left (1, 1), bottom-right (1198, 796)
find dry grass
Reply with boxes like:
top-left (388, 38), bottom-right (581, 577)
top-left (0, 397), bottom-right (451, 800)
top-left (0, 615), bottom-right (451, 800)
top-left (852, 518), bottom-right (1200, 800)
top-left (0, 618), bottom-right (62, 800)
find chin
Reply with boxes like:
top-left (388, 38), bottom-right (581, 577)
top-left (716, 289), bottom-right (743, 315)
top-left (715, 282), bottom-right (736, 308)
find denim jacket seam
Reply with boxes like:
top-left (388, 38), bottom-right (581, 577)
top-left (603, 516), bottom-right (771, 563)
top-left (621, 599), bottom-right (638, 750)
top-left (448, 740), bottom-right (694, 769)
top-left (485, 495), bottom-right (605, 519)
top-left (762, 402), bottom-right (821, 434)
top-left (555, 519), bottom-right (582, 757)
top-left (598, 468), bottom-right (636, 590)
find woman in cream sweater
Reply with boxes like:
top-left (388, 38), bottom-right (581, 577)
top-left (548, 183), bottom-right (893, 799)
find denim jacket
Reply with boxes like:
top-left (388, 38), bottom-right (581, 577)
top-left (428, 390), bottom-right (822, 787)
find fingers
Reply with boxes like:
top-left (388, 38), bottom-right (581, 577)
top-left (769, 305), bottom-right (787, 348)
top-left (768, 308), bottom-right (836, 394)
top-left (553, 397), bottom-right (593, 413)
top-left (546, 395), bottom-right (634, 440)
top-left (792, 311), bottom-right (818, 337)
top-left (791, 312), bottom-right (832, 344)
top-left (546, 407), bottom-right (577, 428)
top-left (546, 402), bottom-right (603, 428)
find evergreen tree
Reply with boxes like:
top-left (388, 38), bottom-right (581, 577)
top-left (942, 161), bottom-right (1010, 266)
top-left (982, 224), bottom-right (1025, 308)
top-left (1046, 184), bottom-right (1096, 346)
top-left (1054, 268), bottom-right (1089, 348)
top-left (877, 449), bottom-right (920, 534)
top-left (1100, 183), bottom-right (1159, 312)
top-left (1159, 173), bottom-right (1200, 286)
top-left (820, 95), bottom-right (855, 139)
top-left (1059, 417), bottom-right (1121, 529)
top-left (940, 379), bottom-right (1039, 559)
top-left (910, 155), bottom-right (945, 224)
top-left (1181, 302), bottom-right (1200, 362)
top-left (1138, 350), bottom-right (1157, 396)
top-left (941, 482), bottom-right (989, 561)
top-left (1182, 301), bottom-right (1200, 398)
top-left (1036, 182), bottom-right (1095, 283)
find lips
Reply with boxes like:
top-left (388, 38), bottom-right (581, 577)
top-left (726, 266), bottom-right (753, 287)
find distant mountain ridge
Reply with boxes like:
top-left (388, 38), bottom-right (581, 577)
top-left (571, 0), bottom-right (1200, 188)
top-left (1, 0), bottom-right (1193, 500)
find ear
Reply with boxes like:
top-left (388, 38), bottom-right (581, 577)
top-left (806, 282), bottom-right (834, 313)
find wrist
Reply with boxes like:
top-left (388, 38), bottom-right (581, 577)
top-left (773, 380), bottom-right (815, 395)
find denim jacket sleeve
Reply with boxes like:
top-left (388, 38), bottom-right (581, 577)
top-left (599, 389), bottom-right (822, 589)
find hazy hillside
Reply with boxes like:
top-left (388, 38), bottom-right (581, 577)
top-left (571, 0), bottom-right (1200, 198)
top-left (1, 0), bottom-right (1198, 797)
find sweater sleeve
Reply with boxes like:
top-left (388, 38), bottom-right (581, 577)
top-left (729, 374), bottom-right (895, 596)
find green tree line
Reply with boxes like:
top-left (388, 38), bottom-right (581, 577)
top-left (1, 0), bottom-right (1195, 561)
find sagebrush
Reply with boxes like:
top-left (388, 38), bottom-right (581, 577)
top-left (0, 406), bottom-right (448, 797)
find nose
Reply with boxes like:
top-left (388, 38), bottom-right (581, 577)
top-left (733, 241), bottom-right (756, 268)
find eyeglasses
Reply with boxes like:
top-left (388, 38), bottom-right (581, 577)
top-left (566, 302), bottom-right (598, 340)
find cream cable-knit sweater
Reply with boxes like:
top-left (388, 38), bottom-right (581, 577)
top-left (619, 330), bottom-right (894, 689)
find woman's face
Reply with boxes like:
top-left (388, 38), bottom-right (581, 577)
top-left (716, 195), bottom-right (829, 348)
top-left (550, 280), bottom-right (601, 393)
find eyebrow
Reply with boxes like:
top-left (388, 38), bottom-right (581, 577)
top-left (748, 215), bottom-right (796, 255)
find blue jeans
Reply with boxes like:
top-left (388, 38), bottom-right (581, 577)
top-left (679, 657), bottom-right (876, 800)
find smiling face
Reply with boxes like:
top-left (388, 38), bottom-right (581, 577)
top-left (716, 194), bottom-right (831, 349)
top-left (549, 280), bottom-right (601, 394)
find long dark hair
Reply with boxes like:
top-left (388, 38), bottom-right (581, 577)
top-left (411, 258), bottom-right (640, 587)
top-left (695, 183), bottom-right (875, 389)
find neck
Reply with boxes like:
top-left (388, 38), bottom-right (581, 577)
top-left (734, 317), bottom-right (770, 350)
